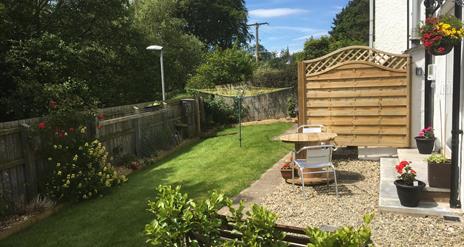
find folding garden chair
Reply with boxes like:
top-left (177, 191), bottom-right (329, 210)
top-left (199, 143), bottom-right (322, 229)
top-left (292, 145), bottom-right (338, 197)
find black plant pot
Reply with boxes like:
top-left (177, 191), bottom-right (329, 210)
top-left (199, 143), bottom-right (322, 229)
top-left (427, 44), bottom-right (454, 56)
top-left (415, 137), bottom-right (435, 154)
top-left (428, 160), bottom-right (452, 188)
top-left (394, 180), bottom-right (426, 207)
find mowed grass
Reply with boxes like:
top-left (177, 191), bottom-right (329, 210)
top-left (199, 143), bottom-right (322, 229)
top-left (1, 123), bottom-right (292, 247)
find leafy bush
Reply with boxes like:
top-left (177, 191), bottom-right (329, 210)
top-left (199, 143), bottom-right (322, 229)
top-left (287, 97), bottom-right (297, 118)
top-left (33, 87), bottom-right (126, 202)
top-left (305, 213), bottom-right (374, 247)
top-left (187, 47), bottom-right (254, 89)
top-left (203, 96), bottom-right (237, 125)
top-left (144, 185), bottom-right (373, 247)
top-left (252, 64), bottom-right (297, 88)
top-left (228, 202), bottom-right (287, 247)
top-left (144, 185), bottom-right (230, 246)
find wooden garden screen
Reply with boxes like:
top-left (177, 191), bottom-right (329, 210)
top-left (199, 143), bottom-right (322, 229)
top-left (298, 46), bottom-right (411, 147)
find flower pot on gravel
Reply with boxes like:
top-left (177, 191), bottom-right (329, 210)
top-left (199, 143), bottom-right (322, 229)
top-left (394, 161), bottom-right (425, 207)
top-left (394, 180), bottom-right (426, 207)
top-left (280, 161), bottom-right (298, 180)
top-left (427, 154), bottom-right (451, 188)
top-left (280, 167), bottom-right (298, 180)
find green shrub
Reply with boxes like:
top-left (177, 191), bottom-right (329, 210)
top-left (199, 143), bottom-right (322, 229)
top-left (187, 47), bottom-right (254, 89)
top-left (305, 213), bottom-right (374, 247)
top-left (40, 126), bottom-right (127, 201)
top-left (204, 96), bottom-right (237, 125)
top-left (144, 185), bottom-right (230, 246)
top-left (228, 202), bottom-right (287, 247)
top-left (287, 97), bottom-right (297, 118)
top-left (252, 64), bottom-right (297, 88)
top-left (32, 85), bottom-right (126, 202)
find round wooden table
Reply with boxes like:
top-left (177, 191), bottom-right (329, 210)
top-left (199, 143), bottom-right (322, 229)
top-left (280, 132), bottom-right (337, 185)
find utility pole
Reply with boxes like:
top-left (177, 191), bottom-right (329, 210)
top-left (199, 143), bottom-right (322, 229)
top-left (247, 22), bottom-right (269, 62)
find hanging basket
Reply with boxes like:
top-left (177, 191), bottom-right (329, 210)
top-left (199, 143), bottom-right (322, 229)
top-left (427, 44), bottom-right (454, 56)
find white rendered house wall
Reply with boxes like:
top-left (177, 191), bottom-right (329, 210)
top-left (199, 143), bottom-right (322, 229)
top-left (373, 0), bottom-right (408, 53)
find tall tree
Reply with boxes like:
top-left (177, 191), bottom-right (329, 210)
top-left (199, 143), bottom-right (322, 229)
top-left (176, 0), bottom-right (250, 49)
top-left (329, 0), bottom-right (369, 43)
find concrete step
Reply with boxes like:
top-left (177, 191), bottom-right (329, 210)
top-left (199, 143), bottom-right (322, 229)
top-left (379, 157), bottom-right (460, 217)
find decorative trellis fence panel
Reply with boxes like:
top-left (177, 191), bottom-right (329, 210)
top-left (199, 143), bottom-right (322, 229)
top-left (298, 46), bottom-right (411, 147)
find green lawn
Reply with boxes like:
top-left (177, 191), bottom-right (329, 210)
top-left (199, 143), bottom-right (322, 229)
top-left (1, 123), bottom-right (292, 247)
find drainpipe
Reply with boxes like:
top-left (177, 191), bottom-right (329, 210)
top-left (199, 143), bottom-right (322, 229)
top-left (407, 0), bottom-right (410, 50)
top-left (450, 2), bottom-right (462, 209)
top-left (369, 0), bottom-right (374, 48)
top-left (424, 1), bottom-right (436, 128)
top-left (411, 0), bottom-right (421, 46)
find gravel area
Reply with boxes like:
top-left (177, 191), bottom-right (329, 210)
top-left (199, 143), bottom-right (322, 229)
top-left (259, 160), bottom-right (464, 247)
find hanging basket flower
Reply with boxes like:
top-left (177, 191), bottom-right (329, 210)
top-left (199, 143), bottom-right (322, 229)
top-left (420, 15), bottom-right (464, 56)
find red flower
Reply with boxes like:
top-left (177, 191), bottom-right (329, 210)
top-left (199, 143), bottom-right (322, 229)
top-left (58, 132), bottom-right (65, 138)
top-left (49, 100), bottom-right (57, 109)
top-left (97, 113), bottom-right (105, 121)
top-left (395, 161), bottom-right (410, 174)
top-left (411, 169), bottom-right (416, 175)
top-left (423, 41), bottom-right (433, 47)
top-left (38, 122), bottom-right (46, 129)
top-left (438, 47), bottom-right (446, 53)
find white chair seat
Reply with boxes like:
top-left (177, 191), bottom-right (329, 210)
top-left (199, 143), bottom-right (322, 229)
top-left (294, 160), bottom-right (333, 169)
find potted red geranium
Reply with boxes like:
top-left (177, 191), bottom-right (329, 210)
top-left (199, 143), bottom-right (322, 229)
top-left (415, 126), bottom-right (435, 154)
top-left (394, 161), bottom-right (425, 207)
top-left (280, 159), bottom-right (298, 180)
top-left (420, 15), bottom-right (464, 56)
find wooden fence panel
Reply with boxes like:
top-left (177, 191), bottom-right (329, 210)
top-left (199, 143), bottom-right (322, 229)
top-left (298, 46), bottom-right (411, 147)
top-left (0, 99), bottom-right (201, 206)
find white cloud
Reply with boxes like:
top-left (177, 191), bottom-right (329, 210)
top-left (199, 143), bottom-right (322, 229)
top-left (293, 31), bottom-right (329, 41)
top-left (262, 25), bottom-right (318, 33)
top-left (249, 8), bottom-right (308, 18)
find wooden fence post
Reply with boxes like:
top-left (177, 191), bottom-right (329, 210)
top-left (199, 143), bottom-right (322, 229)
top-left (133, 107), bottom-right (142, 157)
top-left (19, 124), bottom-right (38, 201)
top-left (194, 96), bottom-right (201, 136)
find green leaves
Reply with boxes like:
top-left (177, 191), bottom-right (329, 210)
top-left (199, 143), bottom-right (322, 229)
top-left (305, 213), bottom-right (374, 247)
top-left (187, 46), bottom-right (254, 89)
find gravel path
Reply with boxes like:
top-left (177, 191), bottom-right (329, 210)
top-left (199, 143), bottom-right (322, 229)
top-left (259, 160), bottom-right (464, 247)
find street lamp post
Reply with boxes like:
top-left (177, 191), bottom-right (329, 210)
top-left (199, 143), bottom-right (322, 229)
top-left (146, 45), bottom-right (165, 102)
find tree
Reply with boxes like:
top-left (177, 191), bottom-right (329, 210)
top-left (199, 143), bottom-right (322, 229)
top-left (302, 36), bottom-right (332, 60)
top-left (187, 47), bottom-right (254, 89)
top-left (133, 0), bottom-right (205, 92)
top-left (300, 0), bottom-right (369, 61)
top-left (329, 0), bottom-right (369, 44)
top-left (177, 0), bottom-right (250, 49)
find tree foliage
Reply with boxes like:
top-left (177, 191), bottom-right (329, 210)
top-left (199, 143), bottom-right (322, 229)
top-left (329, 0), bottom-right (369, 43)
top-left (176, 0), bottom-right (250, 49)
top-left (0, 0), bottom-right (251, 121)
top-left (300, 0), bottom-right (369, 61)
top-left (186, 47), bottom-right (254, 89)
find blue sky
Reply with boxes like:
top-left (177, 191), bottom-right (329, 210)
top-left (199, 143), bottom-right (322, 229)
top-left (246, 0), bottom-right (350, 53)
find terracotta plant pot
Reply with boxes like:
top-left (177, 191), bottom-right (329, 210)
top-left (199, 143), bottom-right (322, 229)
top-left (415, 137), bottom-right (435, 154)
top-left (428, 160), bottom-right (451, 188)
top-left (394, 180), bottom-right (426, 207)
top-left (280, 167), bottom-right (298, 180)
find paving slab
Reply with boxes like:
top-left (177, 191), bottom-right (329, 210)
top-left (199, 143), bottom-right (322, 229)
top-left (379, 157), bottom-right (460, 217)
